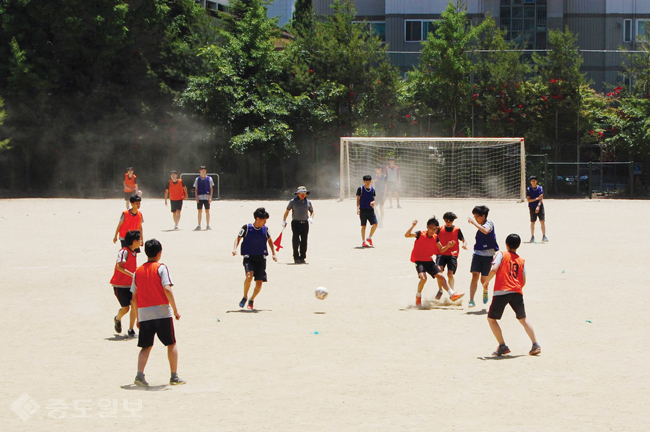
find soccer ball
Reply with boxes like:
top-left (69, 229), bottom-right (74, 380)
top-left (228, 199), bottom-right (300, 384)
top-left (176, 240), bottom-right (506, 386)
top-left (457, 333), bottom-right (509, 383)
top-left (136, 190), bottom-right (143, 197)
top-left (315, 287), bottom-right (328, 300)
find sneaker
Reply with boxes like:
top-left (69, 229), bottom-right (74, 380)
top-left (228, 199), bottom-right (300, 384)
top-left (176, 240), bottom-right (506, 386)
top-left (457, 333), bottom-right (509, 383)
top-left (366, 238), bottom-right (373, 246)
top-left (482, 290), bottom-right (488, 304)
top-left (450, 292), bottom-right (465, 302)
top-left (247, 300), bottom-right (254, 310)
top-left (362, 241), bottom-right (371, 248)
top-left (114, 316), bottom-right (122, 334)
top-left (169, 376), bottom-right (186, 386)
top-left (206, 226), bottom-right (212, 230)
top-left (134, 375), bottom-right (149, 387)
top-left (127, 329), bottom-right (136, 338)
top-left (529, 343), bottom-right (541, 356)
top-left (530, 236), bottom-right (535, 243)
top-left (468, 299), bottom-right (475, 308)
top-left (174, 225), bottom-right (179, 230)
top-left (294, 258), bottom-right (300, 264)
top-left (194, 226), bottom-right (201, 231)
top-left (415, 296), bottom-right (422, 306)
top-left (435, 290), bottom-right (443, 300)
top-left (542, 236), bottom-right (548, 242)
top-left (492, 344), bottom-right (511, 357)
top-left (239, 297), bottom-right (247, 308)
top-left (397, 204), bottom-right (401, 209)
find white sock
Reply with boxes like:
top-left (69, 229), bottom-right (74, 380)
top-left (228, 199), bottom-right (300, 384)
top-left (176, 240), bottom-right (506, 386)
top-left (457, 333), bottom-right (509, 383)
top-left (447, 288), bottom-right (455, 296)
top-left (415, 292), bottom-right (422, 298)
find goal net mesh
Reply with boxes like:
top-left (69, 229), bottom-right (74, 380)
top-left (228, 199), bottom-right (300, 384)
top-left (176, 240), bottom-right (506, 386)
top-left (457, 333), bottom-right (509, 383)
top-left (341, 138), bottom-right (524, 200)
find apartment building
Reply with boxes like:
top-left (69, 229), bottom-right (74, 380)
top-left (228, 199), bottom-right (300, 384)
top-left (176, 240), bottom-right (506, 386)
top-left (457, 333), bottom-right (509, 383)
top-left (195, 0), bottom-right (296, 27)
top-left (314, 0), bottom-right (650, 91)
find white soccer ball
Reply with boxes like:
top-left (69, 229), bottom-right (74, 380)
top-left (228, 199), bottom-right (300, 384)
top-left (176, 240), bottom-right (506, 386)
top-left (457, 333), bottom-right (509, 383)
top-left (136, 190), bottom-right (143, 197)
top-left (315, 287), bottom-right (328, 300)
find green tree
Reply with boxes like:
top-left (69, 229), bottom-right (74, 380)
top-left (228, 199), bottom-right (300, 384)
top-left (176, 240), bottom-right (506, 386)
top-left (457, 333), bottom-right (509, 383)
top-left (0, 96), bottom-right (10, 150)
top-left (292, 0), bottom-right (314, 34)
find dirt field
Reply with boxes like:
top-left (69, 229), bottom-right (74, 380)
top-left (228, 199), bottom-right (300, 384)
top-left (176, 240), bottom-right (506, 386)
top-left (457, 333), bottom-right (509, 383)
top-left (1, 197), bottom-right (648, 431)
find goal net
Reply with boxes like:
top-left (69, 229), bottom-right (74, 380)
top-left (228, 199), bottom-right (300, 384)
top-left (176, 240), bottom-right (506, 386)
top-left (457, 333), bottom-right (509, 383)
top-left (340, 137), bottom-right (526, 200)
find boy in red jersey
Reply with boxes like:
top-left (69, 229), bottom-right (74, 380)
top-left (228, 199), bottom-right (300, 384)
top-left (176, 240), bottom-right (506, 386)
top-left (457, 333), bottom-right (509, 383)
top-left (131, 239), bottom-right (185, 387)
top-left (405, 217), bottom-right (465, 307)
top-left (483, 234), bottom-right (541, 357)
top-left (110, 230), bottom-right (140, 338)
top-left (434, 212), bottom-right (467, 300)
top-left (113, 195), bottom-right (144, 252)
top-left (123, 167), bottom-right (138, 209)
top-left (164, 170), bottom-right (188, 230)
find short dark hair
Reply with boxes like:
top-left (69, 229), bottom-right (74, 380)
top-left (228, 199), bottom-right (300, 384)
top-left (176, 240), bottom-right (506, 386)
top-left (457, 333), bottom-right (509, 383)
top-left (505, 233), bottom-right (521, 250)
top-left (253, 207), bottom-right (270, 220)
top-left (124, 230), bottom-right (141, 246)
top-left (443, 211), bottom-right (457, 222)
top-left (363, 174), bottom-right (372, 181)
top-left (170, 170), bottom-right (177, 174)
top-left (529, 175), bottom-right (537, 181)
top-left (145, 239), bottom-right (162, 258)
top-left (129, 195), bottom-right (142, 203)
top-left (472, 205), bottom-right (489, 217)
top-left (426, 216), bottom-right (439, 227)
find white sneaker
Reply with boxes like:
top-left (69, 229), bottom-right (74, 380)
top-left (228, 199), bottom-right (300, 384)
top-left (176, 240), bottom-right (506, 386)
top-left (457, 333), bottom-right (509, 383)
top-left (174, 225), bottom-right (179, 230)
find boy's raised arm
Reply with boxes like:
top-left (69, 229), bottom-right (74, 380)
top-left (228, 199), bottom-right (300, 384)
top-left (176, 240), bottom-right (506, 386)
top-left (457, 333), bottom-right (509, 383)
top-left (405, 220), bottom-right (418, 238)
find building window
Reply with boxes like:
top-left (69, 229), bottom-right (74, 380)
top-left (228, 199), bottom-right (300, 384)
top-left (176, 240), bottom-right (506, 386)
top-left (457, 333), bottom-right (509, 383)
top-left (353, 21), bottom-right (386, 42)
top-left (636, 19), bottom-right (650, 41)
top-left (500, 0), bottom-right (547, 49)
top-left (405, 20), bottom-right (441, 42)
top-left (624, 19), bottom-right (632, 43)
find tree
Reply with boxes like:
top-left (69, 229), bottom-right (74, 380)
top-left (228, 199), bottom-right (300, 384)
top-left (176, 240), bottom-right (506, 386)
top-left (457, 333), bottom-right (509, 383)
top-left (0, 96), bottom-right (9, 151)
top-left (292, 0), bottom-right (314, 35)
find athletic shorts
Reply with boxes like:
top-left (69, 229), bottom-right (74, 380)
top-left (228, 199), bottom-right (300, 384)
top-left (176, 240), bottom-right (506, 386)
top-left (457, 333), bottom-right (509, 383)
top-left (359, 209), bottom-right (378, 226)
top-left (386, 182), bottom-right (400, 193)
top-left (414, 261), bottom-right (440, 277)
top-left (488, 292), bottom-right (526, 320)
top-left (124, 192), bottom-right (135, 201)
top-left (470, 254), bottom-right (493, 276)
top-left (243, 256), bottom-right (267, 282)
top-left (138, 317), bottom-right (176, 348)
top-left (529, 205), bottom-right (545, 222)
top-left (170, 200), bottom-right (183, 212)
top-left (197, 200), bottom-right (211, 210)
top-left (119, 239), bottom-right (141, 254)
top-left (436, 255), bottom-right (458, 273)
top-left (113, 286), bottom-right (132, 307)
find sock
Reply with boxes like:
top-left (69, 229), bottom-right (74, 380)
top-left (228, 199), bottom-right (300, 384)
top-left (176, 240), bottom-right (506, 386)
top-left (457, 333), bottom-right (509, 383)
top-left (367, 236), bottom-right (372, 240)
top-left (415, 292), bottom-right (422, 298)
top-left (171, 372), bottom-right (178, 380)
top-left (136, 372), bottom-right (145, 380)
top-left (447, 288), bottom-right (455, 296)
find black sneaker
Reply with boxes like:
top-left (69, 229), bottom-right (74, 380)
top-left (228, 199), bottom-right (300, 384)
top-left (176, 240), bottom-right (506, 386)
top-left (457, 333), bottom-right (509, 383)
top-left (239, 297), bottom-right (247, 308)
top-left (127, 329), bottom-right (136, 338)
top-left (169, 376), bottom-right (186, 386)
top-left (529, 343), bottom-right (541, 356)
top-left (134, 375), bottom-right (149, 387)
top-left (114, 316), bottom-right (122, 334)
top-left (247, 300), bottom-right (254, 310)
top-left (492, 344), bottom-right (511, 356)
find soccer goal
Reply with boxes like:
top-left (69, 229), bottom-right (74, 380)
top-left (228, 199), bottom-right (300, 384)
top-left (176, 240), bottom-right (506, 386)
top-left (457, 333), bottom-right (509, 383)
top-left (339, 137), bottom-right (526, 201)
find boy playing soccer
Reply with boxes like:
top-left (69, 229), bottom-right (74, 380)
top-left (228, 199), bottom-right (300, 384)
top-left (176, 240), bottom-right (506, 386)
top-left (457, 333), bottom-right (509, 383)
top-left (110, 230), bottom-right (140, 338)
top-left (113, 195), bottom-right (144, 251)
top-left (131, 239), bottom-right (185, 387)
top-left (232, 207), bottom-right (278, 310)
top-left (467, 205), bottom-right (498, 308)
top-left (356, 175), bottom-right (377, 247)
top-left (526, 176), bottom-right (547, 242)
top-left (193, 166), bottom-right (214, 231)
top-left (405, 217), bottom-right (465, 306)
top-left (435, 212), bottom-right (467, 300)
top-left (123, 167), bottom-right (138, 210)
top-left (165, 170), bottom-right (188, 230)
top-left (482, 234), bottom-right (541, 357)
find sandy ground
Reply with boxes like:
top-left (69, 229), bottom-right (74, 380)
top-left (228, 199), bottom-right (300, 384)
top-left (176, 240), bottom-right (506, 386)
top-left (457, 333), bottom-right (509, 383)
top-left (1, 197), bottom-right (649, 432)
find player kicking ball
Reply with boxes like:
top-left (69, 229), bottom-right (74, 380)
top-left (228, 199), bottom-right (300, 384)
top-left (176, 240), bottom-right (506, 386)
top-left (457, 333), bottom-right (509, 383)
top-left (405, 218), bottom-right (465, 307)
top-left (232, 207), bottom-right (277, 310)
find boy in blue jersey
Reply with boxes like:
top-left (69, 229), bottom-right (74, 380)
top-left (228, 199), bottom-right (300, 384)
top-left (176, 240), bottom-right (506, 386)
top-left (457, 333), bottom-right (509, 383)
top-left (193, 166), bottom-right (214, 231)
top-left (467, 205), bottom-right (499, 308)
top-left (232, 207), bottom-right (277, 310)
top-left (526, 176), bottom-right (547, 242)
top-left (356, 175), bottom-right (378, 247)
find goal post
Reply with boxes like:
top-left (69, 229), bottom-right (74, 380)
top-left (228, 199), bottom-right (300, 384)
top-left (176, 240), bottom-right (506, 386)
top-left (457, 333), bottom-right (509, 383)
top-left (339, 137), bottom-right (526, 201)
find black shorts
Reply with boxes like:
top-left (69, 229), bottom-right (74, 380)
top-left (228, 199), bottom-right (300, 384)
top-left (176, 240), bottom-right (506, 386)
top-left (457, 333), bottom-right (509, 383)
top-left (529, 205), bottom-right (545, 222)
top-left (470, 254), bottom-right (493, 276)
top-left (124, 192), bottom-right (135, 201)
top-left (243, 256), bottom-right (267, 282)
top-left (488, 292), bottom-right (526, 320)
top-left (436, 255), bottom-right (458, 273)
top-left (197, 200), bottom-right (211, 210)
top-left (113, 287), bottom-right (132, 307)
top-left (170, 200), bottom-right (183, 212)
top-left (359, 209), bottom-right (378, 226)
top-left (414, 261), bottom-right (440, 277)
top-left (119, 239), bottom-right (140, 253)
top-left (138, 317), bottom-right (176, 348)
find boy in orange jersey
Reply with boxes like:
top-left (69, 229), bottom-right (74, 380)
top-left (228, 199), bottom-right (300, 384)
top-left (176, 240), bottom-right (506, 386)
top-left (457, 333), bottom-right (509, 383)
top-left (483, 233), bottom-right (541, 357)
top-left (405, 217), bottom-right (465, 307)
top-left (123, 167), bottom-right (138, 209)
top-left (164, 170), bottom-right (188, 230)
top-left (131, 239), bottom-right (185, 387)
top-left (113, 195), bottom-right (144, 252)
top-left (110, 230), bottom-right (140, 338)
top-left (434, 212), bottom-right (467, 300)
